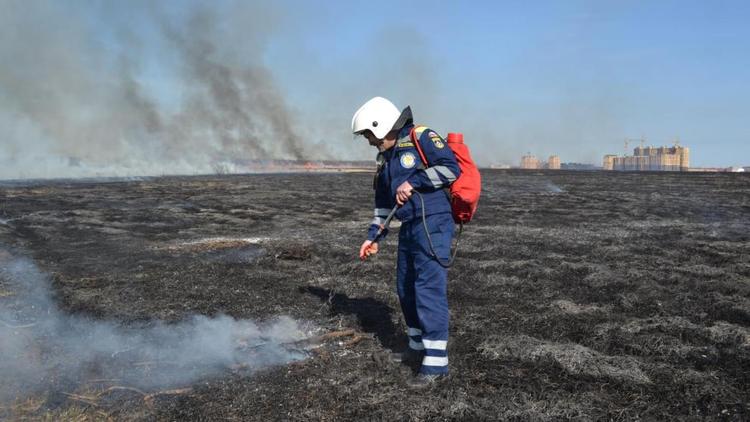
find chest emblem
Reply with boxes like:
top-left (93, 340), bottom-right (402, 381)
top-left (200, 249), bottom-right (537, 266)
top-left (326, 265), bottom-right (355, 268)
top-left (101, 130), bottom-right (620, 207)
top-left (400, 152), bottom-right (417, 169)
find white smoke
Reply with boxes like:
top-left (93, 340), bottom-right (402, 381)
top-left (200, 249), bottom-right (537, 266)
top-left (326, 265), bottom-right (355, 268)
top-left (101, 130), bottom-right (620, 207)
top-left (0, 247), bottom-right (312, 402)
top-left (0, 1), bottom-right (318, 180)
top-left (545, 182), bottom-right (565, 193)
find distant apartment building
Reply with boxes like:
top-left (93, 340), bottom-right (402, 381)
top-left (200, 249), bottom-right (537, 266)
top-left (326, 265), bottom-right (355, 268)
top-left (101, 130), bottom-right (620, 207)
top-left (604, 145), bottom-right (690, 171)
top-left (520, 155), bottom-right (540, 169)
top-left (547, 155), bottom-right (561, 170)
top-left (603, 155), bottom-right (616, 170)
top-left (520, 154), bottom-right (562, 170)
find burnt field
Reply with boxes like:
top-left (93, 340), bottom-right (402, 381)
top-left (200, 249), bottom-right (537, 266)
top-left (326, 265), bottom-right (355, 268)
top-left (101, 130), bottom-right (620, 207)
top-left (1, 170), bottom-right (749, 420)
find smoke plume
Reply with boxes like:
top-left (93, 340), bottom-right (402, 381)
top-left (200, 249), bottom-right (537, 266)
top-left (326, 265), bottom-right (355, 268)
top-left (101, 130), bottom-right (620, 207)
top-left (0, 1), bottom-right (315, 180)
top-left (0, 246), bottom-right (311, 402)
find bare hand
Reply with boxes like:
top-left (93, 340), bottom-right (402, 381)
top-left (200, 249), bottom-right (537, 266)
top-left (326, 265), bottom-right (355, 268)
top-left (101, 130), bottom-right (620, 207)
top-left (359, 240), bottom-right (379, 260)
top-left (396, 181), bottom-right (413, 205)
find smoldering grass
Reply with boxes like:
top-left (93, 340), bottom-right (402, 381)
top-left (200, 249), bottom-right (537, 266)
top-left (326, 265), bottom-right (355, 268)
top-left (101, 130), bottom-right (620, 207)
top-left (0, 248), bottom-right (315, 404)
top-left (545, 182), bottom-right (564, 193)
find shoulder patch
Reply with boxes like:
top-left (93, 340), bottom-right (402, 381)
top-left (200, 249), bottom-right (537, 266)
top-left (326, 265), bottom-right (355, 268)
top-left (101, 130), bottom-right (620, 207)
top-left (428, 131), bottom-right (445, 149)
top-left (400, 152), bottom-right (417, 169)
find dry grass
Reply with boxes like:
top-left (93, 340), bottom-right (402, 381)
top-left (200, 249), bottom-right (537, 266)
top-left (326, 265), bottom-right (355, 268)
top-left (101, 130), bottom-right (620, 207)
top-left (163, 237), bottom-right (267, 252)
top-left (479, 334), bottom-right (652, 384)
top-left (1, 396), bottom-right (110, 422)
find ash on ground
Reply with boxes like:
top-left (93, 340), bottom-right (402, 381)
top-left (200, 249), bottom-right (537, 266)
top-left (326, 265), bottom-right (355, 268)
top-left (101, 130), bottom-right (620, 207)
top-left (1, 171), bottom-right (749, 420)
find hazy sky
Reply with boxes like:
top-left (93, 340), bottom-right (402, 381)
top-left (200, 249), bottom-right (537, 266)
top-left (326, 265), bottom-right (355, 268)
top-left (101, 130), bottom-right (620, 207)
top-left (273, 0), bottom-right (750, 168)
top-left (1, 0), bottom-right (749, 178)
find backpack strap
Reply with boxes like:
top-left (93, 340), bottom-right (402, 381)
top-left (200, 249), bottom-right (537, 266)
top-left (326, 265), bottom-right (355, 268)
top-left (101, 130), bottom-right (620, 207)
top-left (409, 125), bottom-right (429, 166)
top-left (410, 125), bottom-right (453, 203)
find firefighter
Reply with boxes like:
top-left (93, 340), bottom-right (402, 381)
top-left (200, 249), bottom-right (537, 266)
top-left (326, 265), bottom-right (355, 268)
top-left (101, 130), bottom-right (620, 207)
top-left (352, 97), bottom-right (460, 388)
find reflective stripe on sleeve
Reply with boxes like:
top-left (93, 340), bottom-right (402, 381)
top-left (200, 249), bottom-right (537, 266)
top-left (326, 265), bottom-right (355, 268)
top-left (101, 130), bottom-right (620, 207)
top-left (422, 356), bottom-right (448, 366)
top-left (424, 167), bottom-right (443, 188)
top-left (421, 339), bottom-right (448, 350)
top-left (434, 166), bottom-right (457, 182)
top-left (407, 327), bottom-right (422, 336)
top-left (371, 217), bottom-right (385, 226)
top-left (374, 208), bottom-right (391, 217)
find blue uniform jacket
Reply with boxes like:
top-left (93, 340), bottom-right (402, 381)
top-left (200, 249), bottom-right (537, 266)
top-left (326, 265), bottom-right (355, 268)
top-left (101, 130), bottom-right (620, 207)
top-left (367, 124), bottom-right (461, 241)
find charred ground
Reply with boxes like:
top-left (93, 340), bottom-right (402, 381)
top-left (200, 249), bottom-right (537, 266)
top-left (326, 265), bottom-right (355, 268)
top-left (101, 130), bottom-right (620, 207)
top-left (1, 170), bottom-right (749, 420)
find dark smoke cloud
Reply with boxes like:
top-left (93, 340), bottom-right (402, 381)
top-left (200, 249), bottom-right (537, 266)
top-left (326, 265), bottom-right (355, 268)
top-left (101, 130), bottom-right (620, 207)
top-left (0, 1), bottom-right (316, 180)
top-left (161, 7), bottom-right (311, 162)
top-left (0, 246), bottom-right (312, 402)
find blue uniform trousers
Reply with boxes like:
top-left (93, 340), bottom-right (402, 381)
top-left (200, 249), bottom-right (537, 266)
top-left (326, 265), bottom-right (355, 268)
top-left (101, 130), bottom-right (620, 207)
top-left (396, 212), bottom-right (454, 375)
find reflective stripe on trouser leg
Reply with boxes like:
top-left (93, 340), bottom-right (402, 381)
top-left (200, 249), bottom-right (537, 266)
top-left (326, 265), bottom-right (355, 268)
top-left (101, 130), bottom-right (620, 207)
top-left (412, 213), bottom-right (454, 375)
top-left (397, 227), bottom-right (421, 351)
top-left (421, 339), bottom-right (448, 368)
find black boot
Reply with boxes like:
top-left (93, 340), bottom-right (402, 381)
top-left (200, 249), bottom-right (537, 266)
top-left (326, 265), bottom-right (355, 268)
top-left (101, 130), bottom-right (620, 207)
top-left (390, 348), bottom-right (423, 364)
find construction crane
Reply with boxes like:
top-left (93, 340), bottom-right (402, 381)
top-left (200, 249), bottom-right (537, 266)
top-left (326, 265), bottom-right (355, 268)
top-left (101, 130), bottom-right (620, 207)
top-left (623, 137), bottom-right (646, 156)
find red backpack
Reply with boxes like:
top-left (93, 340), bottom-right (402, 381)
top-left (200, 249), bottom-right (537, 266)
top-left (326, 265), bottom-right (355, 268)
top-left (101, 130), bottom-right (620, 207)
top-left (410, 127), bottom-right (481, 224)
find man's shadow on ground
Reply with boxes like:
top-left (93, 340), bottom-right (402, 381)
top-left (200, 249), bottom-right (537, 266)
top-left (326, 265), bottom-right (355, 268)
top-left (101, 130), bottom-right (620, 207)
top-left (300, 286), bottom-right (407, 353)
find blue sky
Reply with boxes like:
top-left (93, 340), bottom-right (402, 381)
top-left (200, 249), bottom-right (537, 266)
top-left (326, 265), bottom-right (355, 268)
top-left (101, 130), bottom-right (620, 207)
top-left (2, 0), bottom-right (749, 177)
top-left (263, 0), bottom-right (750, 167)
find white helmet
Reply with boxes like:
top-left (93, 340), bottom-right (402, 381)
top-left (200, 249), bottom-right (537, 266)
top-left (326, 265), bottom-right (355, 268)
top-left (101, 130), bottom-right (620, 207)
top-left (351, 97), bottom-right (401, 139)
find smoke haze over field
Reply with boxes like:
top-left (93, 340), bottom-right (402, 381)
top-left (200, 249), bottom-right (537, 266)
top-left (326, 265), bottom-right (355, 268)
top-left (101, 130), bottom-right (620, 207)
top-left (0, 247), bottom-right (311, 401)
top-left (0, 1), bottom-right (316, 179)
top-left (1, 1), bottom-right (749, 178)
